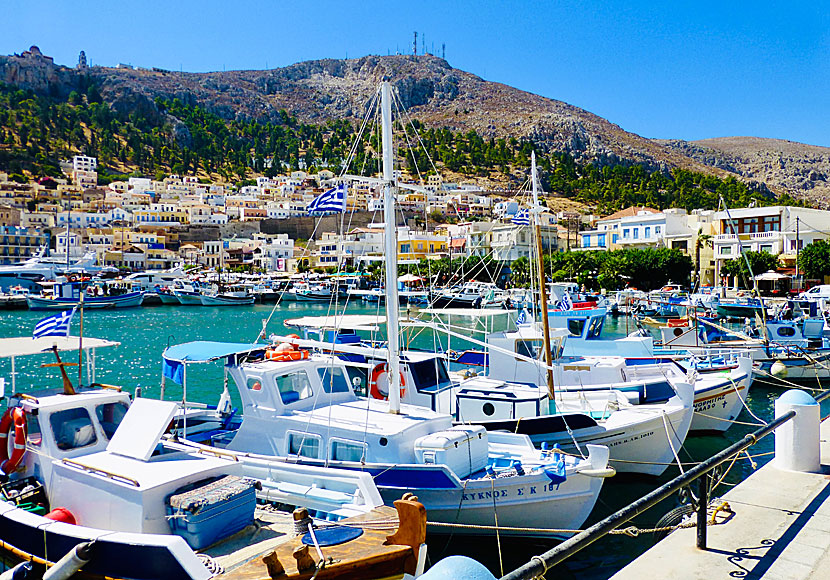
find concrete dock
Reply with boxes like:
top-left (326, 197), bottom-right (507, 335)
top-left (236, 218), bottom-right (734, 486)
top-left (610, 414), bottom-right (830, 580)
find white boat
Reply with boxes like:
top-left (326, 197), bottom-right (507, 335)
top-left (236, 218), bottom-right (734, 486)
top-left (199, 292), bottom-right (255, 306)
top-left (165, 341), bottom-right (611, 537)
top-left (122, 266), bottom-right (187, 292)
top-left (0, 338), bottom-right (428, 580)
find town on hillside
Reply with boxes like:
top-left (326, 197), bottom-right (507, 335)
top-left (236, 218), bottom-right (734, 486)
top-left (1, 154), bottom-right (828, 291)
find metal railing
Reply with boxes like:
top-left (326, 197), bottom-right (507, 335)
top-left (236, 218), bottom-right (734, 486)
top-left (502, 387), bottom-right (830, 580)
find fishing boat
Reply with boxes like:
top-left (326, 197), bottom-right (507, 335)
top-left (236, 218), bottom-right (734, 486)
top-left (432, 281), bottom-right (503, 309)
top-left (200, 285), bottom-right (255, 306)
top-left (0, 338), bottom-right (428, 580)
top-left (715, 296), bottom-right (765, 319)
top-left (27, 277), bottom-right (144, 311)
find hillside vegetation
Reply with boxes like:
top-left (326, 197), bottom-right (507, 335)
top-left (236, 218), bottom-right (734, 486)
top-left (0, 82), bottom-right (803, 212)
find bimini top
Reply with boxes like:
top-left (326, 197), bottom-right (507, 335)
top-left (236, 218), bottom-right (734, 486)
top-left (162, 341), bottom-right (266, 364)
top-left (0, 336), bottom-right (120, 359)
top-left (162, 341), bottom-right (267, 385)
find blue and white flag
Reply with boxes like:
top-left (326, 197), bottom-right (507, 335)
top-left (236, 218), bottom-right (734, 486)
top-left (511, 208), bottom-right (531, 226)
top-left (307, 184), bottom-right (347, 214)
top-left (32, 308), bottom-right (76, 339)
top-left (516, 308), bottom-right (529, 325)
top-left (557, 293), bottom-right (573, 311)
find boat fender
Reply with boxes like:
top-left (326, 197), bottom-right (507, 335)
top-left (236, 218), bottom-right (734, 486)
top-left (417, 555), bottom-right (496, 580)
top-left (42, 541), bottom-right (95, 580)
top-left (575, 467), bottom-right (617, 478)
top-left (369, 363), bottom-right (406, 400)
top-left (0, 408), bottom-right (26, 475)
top-left (771, 360), bottom-right (788, 378)
top-left (0, 561), bottom-right (32, 580)
top-left (45, 507), bottom-right (77, 525)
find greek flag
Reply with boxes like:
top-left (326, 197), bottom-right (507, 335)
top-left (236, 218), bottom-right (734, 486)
top-left (307, 184), bottom-right (347, 214)
top-left (512, 208), bottom-right (531, 226)
top-left (516, 308), bottom-right (529, 325)
top-left (557, 293), bottom-right (573, 311)
top-left (33, 308), bottom-right (76, 339)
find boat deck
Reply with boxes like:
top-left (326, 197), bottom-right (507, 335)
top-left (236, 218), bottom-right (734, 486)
top-left (610, 417), bottom-right (830, 580)
top-left (215, 505), bottom-right (412, 579)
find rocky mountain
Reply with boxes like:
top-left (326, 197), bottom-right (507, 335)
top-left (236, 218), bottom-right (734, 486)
top-left (1, 46), bottom-right (825, 205)
top-left (659, 137), bottom-right (830, 208)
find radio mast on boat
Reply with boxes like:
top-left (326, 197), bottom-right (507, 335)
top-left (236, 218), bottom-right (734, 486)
top-left (531, 152), bottom-right (555, 399)
top-left (381, 82), bottom-right (402, 414)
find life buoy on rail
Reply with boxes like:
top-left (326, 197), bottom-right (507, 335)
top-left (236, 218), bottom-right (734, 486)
top-left (369, 363), bottom-right (406, 400)
top-left (265, 343), bottom-right (309, 362)
top-left (0, 407), bottom-right (27, 475)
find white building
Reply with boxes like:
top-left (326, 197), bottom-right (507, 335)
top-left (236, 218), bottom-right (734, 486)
top-left (72, 155), bottom-right (97, 173)
top-left (713, 206), bottom-right (830, 279)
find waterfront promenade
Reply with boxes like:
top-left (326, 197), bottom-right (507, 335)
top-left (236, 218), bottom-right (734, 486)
top-left (610, 413), bottom-right (830, 580)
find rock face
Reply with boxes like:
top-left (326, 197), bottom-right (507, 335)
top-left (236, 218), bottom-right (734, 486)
top-left (1, 48), bottom-right (826, 205)
top-left (661, 137), bottom-right (830, 207)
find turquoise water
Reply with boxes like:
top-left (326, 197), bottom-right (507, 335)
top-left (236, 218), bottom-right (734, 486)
top-left (0, 305), bottom-right (812, 578)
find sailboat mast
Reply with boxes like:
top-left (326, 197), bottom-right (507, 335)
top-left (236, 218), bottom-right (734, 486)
top-left (531, 153), bottom-right (555, 398)
top-left (381, 82), bottom-right (402, 414)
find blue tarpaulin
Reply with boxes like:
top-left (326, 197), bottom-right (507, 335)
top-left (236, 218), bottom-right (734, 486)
top-left (162, 341), bottom-right (265, 385)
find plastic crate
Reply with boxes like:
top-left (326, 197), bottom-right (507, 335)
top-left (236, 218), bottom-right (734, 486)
top-left (1, 477), bottom-right (47, 509)
top-left (166, 476), bottom-right (257, 550)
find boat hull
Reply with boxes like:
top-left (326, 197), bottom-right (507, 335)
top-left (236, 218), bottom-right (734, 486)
top-left (27, 292), bottom-right (145, 311)
top-left (174, 291), bottom-right (203, 305)
top-left (199, 294), bottom-right (255, 306)
top-left (470, 404), bottom-right (692, 477)
top-left (0, 503), bottom-right (208, 580)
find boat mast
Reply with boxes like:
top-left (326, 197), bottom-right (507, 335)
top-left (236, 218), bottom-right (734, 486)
top-left (381, 82), bottom-right (402, 414)
top-left (531, 152), bottom-right (555, 399)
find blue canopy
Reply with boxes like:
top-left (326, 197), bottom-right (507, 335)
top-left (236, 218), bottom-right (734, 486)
top-left (162, 341), bottom-right (265, 384)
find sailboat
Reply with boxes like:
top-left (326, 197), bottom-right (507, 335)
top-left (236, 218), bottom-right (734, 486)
top-left (168, 82), bottom-right (612, 537)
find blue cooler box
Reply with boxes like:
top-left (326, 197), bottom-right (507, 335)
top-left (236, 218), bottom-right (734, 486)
top-left (167, 475), bottom-right (257, 550)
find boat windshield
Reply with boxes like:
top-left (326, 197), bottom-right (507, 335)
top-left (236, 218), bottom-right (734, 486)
top-left (408, 358), bottom-right (452, 391)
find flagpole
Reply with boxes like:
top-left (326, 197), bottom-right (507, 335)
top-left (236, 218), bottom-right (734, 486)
top-left (78, 292), bottom-right (84, 388)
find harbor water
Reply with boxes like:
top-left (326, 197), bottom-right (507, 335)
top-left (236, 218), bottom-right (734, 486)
top-left (0, 304), bottom-right (804, 578)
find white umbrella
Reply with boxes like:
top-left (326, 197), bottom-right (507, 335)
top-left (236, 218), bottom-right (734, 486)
top-left (754, 270), bottom-right (789, 281)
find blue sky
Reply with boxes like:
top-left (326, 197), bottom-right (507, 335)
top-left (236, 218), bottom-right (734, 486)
top-left (3, 1), bottom-right (828, 146)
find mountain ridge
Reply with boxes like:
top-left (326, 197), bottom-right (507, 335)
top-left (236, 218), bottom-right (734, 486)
top-left (1, 46), bottom-right (825, 205)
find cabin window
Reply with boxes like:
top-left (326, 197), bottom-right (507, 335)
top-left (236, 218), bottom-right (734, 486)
top-left (318, 366), bottom-right (350, 393)
top-left (246, 377), bottom-right (263, 391)
top-left (515, 340), bottom-right (543, 359)
top-left (26, 412), bottom-right (42, 447)
top-left (288, 432), bottom-right (321, 458)
top-left (408, 359), bottom-right (452, 391)
top-left (50, 408), bottom-right (98, 451)
top-left (95, 401), bottom-right (129, 439)
top-left (567, 318), bottom-right (587, 337)
top-left (777, 327), bottom-right (796, 337)
top-left (276, 371), bottom-right (313, 404)
top-left (330, 439), bottom-right (367, 462)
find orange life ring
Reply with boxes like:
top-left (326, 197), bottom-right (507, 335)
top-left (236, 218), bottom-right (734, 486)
top-left (369, 363), bottom-right (406, 400)
top-left (265, 348), bottom-right (309, 362)
top-left (0, 408), bottom-right (26, 475)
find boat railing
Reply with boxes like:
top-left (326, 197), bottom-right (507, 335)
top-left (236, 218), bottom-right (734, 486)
top-left (62, 458), bottom-right (141, 488)
top-left (501, 387), bottom-right (830, 580)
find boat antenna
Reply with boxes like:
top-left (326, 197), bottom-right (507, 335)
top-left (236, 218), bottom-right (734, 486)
top-left (531, 152), bottom-right (555, 400)
top-left (381, 81), bottom-right (402, 414)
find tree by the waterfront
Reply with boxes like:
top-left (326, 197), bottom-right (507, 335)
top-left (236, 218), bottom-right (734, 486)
top-left (798, 239), bottom-right (830, 280)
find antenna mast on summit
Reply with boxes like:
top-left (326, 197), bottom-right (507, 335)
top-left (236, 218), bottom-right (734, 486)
top-left (413, 32), bottom-right (417, 55)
